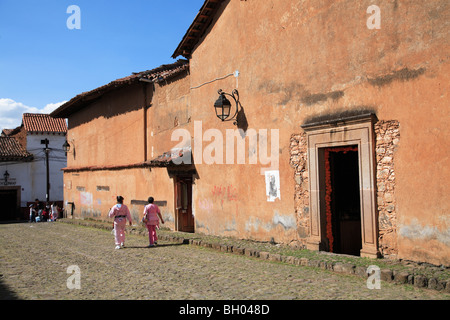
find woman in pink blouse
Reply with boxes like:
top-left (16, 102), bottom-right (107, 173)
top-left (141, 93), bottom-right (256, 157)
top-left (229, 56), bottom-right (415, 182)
top-left (143, 197), bottom-right (164, 247)
top-left (108, 196), bottom-right (132, 249)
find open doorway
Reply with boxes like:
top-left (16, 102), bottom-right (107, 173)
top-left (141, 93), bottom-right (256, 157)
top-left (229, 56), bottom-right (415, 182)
top-left (322, 146), bottom-right (362, 256)
top-left (0, 188), bottom-right (19, 221)
top-left (174, 176), bottom-right (194, 233)
top-left (303, 113), bottom-right (379, 258)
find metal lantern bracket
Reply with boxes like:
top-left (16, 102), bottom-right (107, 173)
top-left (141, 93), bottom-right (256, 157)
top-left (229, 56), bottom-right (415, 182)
top-left (215, 89), bottom-right (240, 125)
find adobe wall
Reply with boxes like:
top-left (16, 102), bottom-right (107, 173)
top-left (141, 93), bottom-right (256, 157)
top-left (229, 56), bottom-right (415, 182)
top-left (147, 73), bottom-right (191, 159)
top-left (64, 74), bottom-right (191, 230)
top-left (188, 0), bottom-right (449, 264)
top-left (63, 168), bottom-right (176, 229)
top-left (67, 83), bottom-right (149, 168)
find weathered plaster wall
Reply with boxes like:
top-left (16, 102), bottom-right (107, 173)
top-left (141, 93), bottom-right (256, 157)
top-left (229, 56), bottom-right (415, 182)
top-left (63, 167), bottom-right (176, 229)
top-left (64, 74), bottom-right (191, 230)
top-left (67, 83), bottom-right (148, 168)
top-left (148, 73), bottom-right (191, 159)
top-left (188, 0), bottom-right (449, 264)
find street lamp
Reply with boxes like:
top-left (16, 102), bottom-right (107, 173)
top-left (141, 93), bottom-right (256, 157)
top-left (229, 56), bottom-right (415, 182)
top-left (62, 140), bottom-right (70, 155)
top-left (41, 139), bottom-right (50, 202)
top-left (214, 89), bottom-right (240, 125)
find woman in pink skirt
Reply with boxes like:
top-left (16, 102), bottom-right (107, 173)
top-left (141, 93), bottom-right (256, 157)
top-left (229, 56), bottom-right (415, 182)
top-left (143, 197), bottom-right (164, 247)
top-left (108, 196), bottom-right (132, 249)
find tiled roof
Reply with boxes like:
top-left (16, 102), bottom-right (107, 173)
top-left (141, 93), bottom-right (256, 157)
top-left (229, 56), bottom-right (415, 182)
top-left (172, 0), bottom-right (226, 58)
top-left (23, 113), bottom-right (68, 133)
top-left (50, 59), bottom-right (189, 119)
top-left (0, 137), bottom-right (33, 161)
top-left (149, 147), bottom-right (192, 167)
top-left (1, 129), bottom-right (13, 136)
top-left (1, 126), bottom-right (21, 137)
top-left (62, 147), bottom-right (192, 172)
top-left (138, 59), bottom-right (190, 83)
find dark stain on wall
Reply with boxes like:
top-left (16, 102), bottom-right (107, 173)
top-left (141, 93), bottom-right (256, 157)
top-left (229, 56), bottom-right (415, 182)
top-left (301, 90), bottom-right (344, 106)
top-left (368, 67), bottom-right (426, 87)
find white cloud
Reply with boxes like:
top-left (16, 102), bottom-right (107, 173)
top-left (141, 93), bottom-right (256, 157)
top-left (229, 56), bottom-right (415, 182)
top-left (0, 98), bottom-right (67, 132)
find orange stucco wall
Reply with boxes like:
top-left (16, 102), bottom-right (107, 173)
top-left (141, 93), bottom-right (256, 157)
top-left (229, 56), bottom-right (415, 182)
top-left (185, 0), bottom-right (449, 264)
top-left (64, 75), bottom-right (191, 230)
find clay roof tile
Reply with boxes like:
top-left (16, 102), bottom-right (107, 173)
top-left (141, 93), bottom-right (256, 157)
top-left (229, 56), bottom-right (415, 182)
top-left (0, 137), bottom-right (33, 161)
top-left (22, 113), bottom-right (68, 133)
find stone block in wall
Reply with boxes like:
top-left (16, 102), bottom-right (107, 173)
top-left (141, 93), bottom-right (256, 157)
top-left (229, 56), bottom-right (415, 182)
top-left (355, 266), bottom-right (368, 278)
top-left (413, 275), bottom-right (428, 288)
top-left (259, 251), bottom-right (270, 260)
top-left (290, 132), bottom-right (309, 242)
top-left (393, 271), bottom-right (410, 284)
top-left (375, 120), bottom-right (400, 258)
top-left (244, 248), bottom-right (260, 258)
top-left (269, 253), bottom-right (282, 262)
top-left (444, 281), bottom-right (450, 293)
top-left (380, 269), bottom-right (394, 282)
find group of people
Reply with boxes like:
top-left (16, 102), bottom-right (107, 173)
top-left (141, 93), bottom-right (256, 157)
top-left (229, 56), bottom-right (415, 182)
top-left (108, 195), bottom-right (164, 249)
top-left (29, 199), bottom-right (60, 223)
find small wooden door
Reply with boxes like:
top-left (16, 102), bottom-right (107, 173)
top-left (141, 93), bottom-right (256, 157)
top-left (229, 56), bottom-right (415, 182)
top-left (175, 176), bottom-right (194, 233)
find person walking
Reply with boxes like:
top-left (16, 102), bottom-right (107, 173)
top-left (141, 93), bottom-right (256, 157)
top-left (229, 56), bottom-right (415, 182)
top-left (50, 202), bottom-right (59, 221)
top-left (108, 196), bottom-right (132, 249)
top-left (29, 203), bottom-right (36, 222)
top-left (143, 197), bottom-right (164, 247)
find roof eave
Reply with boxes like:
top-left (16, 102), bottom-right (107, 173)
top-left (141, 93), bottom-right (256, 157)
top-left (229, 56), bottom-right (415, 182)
top-left (50, 60), bottom-right (189, 119)
top-left (172, 0), bottom-right (226, 59)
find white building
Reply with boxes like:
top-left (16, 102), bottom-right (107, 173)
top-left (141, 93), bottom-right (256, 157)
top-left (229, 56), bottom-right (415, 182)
top-left (0, 113), bottom-right (67, 220)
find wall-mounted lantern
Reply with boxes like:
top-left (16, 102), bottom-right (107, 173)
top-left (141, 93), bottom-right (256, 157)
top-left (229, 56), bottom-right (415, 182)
top-left (62, 140), bottom-right (70, 155)
top-left (3, 170), bottom-right (9, 183)
top-left (214, 89), bottom-right (240, 125)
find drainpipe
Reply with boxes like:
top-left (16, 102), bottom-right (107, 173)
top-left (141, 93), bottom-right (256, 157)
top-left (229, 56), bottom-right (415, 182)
top-left (143, 83), bottom-right (148, 162)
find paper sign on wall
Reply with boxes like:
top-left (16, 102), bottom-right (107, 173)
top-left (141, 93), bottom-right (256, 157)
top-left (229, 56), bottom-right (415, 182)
top-left (265, 170), bottom-right (280, 202)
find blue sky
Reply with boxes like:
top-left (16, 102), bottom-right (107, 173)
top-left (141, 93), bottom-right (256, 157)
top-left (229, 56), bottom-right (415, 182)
top-left (0, 0), bottom-right (204, 131)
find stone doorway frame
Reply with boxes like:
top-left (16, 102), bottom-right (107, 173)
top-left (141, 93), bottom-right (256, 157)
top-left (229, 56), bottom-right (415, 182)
top-left (301, 113), bottom-right (379, 258)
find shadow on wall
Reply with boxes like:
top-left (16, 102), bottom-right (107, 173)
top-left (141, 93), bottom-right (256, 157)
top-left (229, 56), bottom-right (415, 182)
top-left (236, 105), bottom-right (249, 135)
top-left (68, 82), bottom-right (153, 130)
top-left (302, 107), bottom-right (378, 127)
top-left (68, 70), bottom-right (191, 130)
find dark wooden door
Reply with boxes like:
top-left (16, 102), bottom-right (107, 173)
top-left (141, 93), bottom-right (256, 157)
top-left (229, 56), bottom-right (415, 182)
top-left (175, 176), bottom-right (194, 233)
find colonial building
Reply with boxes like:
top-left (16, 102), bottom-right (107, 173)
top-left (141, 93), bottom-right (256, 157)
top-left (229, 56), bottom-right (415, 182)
top-left (51, 60), bottom-right (191, 229)
top-left (0, 113), bottom-right (67, 220)
top-left (52, 0), bottom-right (449, 266)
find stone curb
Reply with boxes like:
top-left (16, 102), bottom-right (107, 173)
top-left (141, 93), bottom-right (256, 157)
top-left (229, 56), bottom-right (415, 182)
top-left (59, 219), bottom-right (449, 293)
top-left (155, 233), bottom-right (449, 293)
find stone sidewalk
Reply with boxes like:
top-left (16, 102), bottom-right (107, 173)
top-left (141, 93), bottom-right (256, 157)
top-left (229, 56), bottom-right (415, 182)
top-left (61, 218), bottom-right (450, 292)
top-left (0, 221), bottom-right (449, 300)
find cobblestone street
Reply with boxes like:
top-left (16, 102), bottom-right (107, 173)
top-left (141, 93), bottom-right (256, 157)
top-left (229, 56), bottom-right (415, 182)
top-left (0, 222), bottom-right (448, 301)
